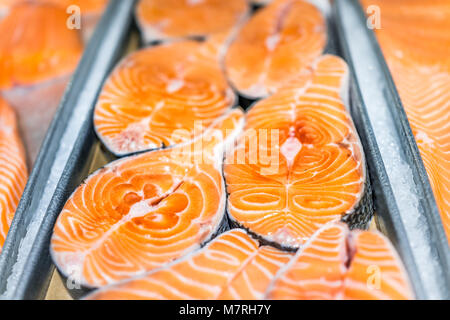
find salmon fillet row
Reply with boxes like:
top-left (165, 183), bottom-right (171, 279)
top-left (361, 0), bottom-right (450, 241)
top-left (53, 55), bottom-right (379, 298)
top-left (225, 54), bottom-right (371, 249)
top-left (134, 0), bottom-right (327, 99)
top-left (96, 0), bottom-right (329, 157)
top-left (0, 97), bottom-right (27, 252)
top-left (50, 0), bottom-right (411, 301)
top-left (86, 223), bottom-right (413, 300)
top-left (86, 229), bottom-right (293, 300)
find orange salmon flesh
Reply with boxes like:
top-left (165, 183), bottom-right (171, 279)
top-left (86, 229), bottom-right (293, 300)
top-left (42, 0), bottom-right (419, 301)
top-left (225, 0), bottom-right (327, 98)
top-left (0, 2), bottom-right (83, 89)
top-left (86, 225), bottom-right (412, 300)
top-left (361, 0), bottom-right (450, 242)
top-left (135, 0), bottom-right (250, 43)
top-left (266, 222), bottom-right (413, 300)
top-left (0, 97), bottom-right (27, 252)
top-left (225, 54), bottom-right (368, 249)
top-left (94, 40), bottom-right (236, 156)
top-left (51, 109), bottom-right (244, 288)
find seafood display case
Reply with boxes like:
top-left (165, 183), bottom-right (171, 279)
top-left (0, 0), bottom-right (448, 300)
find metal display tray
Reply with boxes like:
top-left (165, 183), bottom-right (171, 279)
top-left (0, 0), bottom-right (447, 300)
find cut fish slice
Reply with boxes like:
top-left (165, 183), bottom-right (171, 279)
top-left (225, 54), bottom-right (371, 249)
top-left (51, 108), bottom-right (244, 288)
top-left (86, 229), bottom-right (292, 300)
top-left (94, 40), bottom-right (236, 157)
top-left (225, 0), bottom-right (327, 99)
top-left (217, 244), bottom-right (292, 300)
top-left (0, 2), bottom-right (83, 162)
top-left (0, 2), bottom-right (83, 89)
top-left (0, 97), bottom-right (28, 252)
top-left (266, 222), bottom-right (414, 300)
top-left (361, 0), bottom-right (450, 242)
top-left (135, 0), bottom-right (249, 44)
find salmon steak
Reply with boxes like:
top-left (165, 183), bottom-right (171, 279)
top-left (0, 2), bottom-right (83, 89)
top-left (224, 54), bottom-right (371, 249)
top-left (0, 97), bottom-right (28, 252)
top-left (225, 0), bottom-right (327, 99)
top-left (266, 222), bottom-right (413, 300)
top-left (51, 109), bottom-right (244, 288)
top-left (85, 229), bottom-right (292, 300)
top-left (361, 0), bottom-right (450, 241)
top-left (135, 0), bottom-right (249, 44)
top-left (0, 2), bottom-right (83, 162)
top-left (94, 40), bottom-right (236, 157)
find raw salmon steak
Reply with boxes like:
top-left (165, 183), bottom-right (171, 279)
top-left (225, 0), bottom-right (327, 99)
top-left (135, 0), bottom-right (249, 43)
top-left (94, 40), bottom-right (236, 157)
top-left (45, 0), bottom-right (109, 41)
top-left (51, 109), bottom-right (244, 288)
top-left (361, 0), bottom-right (450, 242)
top-left (266, 222), bottom-right (414, 300)
top-left (0, 97), bottom-right (28, 252)
top-left (224, 54), bottom-right (371, 249)
top-left (0, 2), bottom-right (83, 89)
top-left (0, 2), bottom-right (83, 162)
top-left (86, 229), bottom-right (292, 300)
